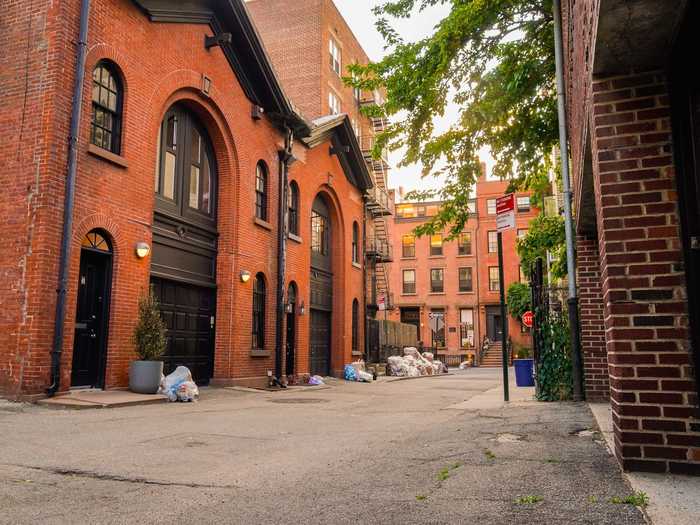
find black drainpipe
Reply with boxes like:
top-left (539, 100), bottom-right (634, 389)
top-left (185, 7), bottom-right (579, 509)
top-left (274, 126), bottom-right (294, 382)
top-left (48, 0), bottom-right (91, 396)
top-left (362, 198), bottom-right (369, 362)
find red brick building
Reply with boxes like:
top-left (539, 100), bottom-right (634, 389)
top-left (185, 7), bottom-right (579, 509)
top-left (0, 0), bottom-right (373, 397)
top-left (564, 0), bottom-right (699, 474)
top-left (248, 0), bottom-right (395, 323)
top-left (386, 175), bottom-right (536, 365)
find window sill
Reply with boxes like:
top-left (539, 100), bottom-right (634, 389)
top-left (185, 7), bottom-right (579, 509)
top-left (458, 291), bottom-right (475, 295)
top-left (401, 256), bottom-right (417, 261)
top-left (428, 255), bottom-right (444, 259)
top-left (351, 351), bottom-right (363, 357)
top-left (456, 254), bottom-right (474, 258)
top-left (401, 293), bottom-right (417, 297)
top-left (250, 349), bottom-right (271, 357)
top-left (88, 143), bottom-right (128, 168)
top-left (352, 262), bottom-right (362, 270)
top-left (429, 292), bottom-right (445, 295)
top-left (288, 233), bottom-right (302, 244)
top-left (254, 217), bottom-right (273, 231)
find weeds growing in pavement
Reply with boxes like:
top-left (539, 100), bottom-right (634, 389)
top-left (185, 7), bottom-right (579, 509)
top-left (515, 495), bottom-right (543, 505)
top-left (610, 492), bottom-right (649, 508)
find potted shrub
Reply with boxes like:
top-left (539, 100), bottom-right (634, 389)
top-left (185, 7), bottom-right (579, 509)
top-left (129, 290), bottom-right (166, 394)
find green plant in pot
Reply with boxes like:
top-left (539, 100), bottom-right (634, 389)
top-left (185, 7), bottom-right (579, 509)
top-left (129, 290), bottom-right (166, 394)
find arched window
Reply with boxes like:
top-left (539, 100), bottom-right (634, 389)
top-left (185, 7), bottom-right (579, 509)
top-left (352, 221), bottom-right (359, 264)
top-left (81, 229), bottom-right (112, 253)
top-left (255, 162), bottom-right (268, 221)
top-left (352, 298), bottom-right (359, 353)
top-left (91, 61), bottom-right (122, 153)
top-left (252, 273), bottom-right (266, 350)
top-left (154, 105), bottom-right (216, 223)
top-left (288, 181), bottom-right (299, 236)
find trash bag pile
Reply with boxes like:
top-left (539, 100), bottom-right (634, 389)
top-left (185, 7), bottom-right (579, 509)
top-left (307, 375), bottom-right (325, 386)
top-left (344, 360), bottom-right (374, 382)
top-left (387, 347), bottom-right (448, 377)
top-left (158, 366), bottom-right (200, 402)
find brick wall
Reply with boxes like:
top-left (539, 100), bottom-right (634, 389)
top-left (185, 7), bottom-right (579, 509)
top-left (590, 72), bottom-right (700, 474)
top-left (576, 234), bottom-right (608, 401)
top-left (0, 0), bottom-right (367, 395)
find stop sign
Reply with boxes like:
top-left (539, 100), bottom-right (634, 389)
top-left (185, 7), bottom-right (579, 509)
top-left (522, 311), bottom-right (534, 328)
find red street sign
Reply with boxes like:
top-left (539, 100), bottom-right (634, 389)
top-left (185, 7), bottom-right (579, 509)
top-left (496, 193), bottom-right (515, 232)
top-left (522, 310), bottom-right (533, 328)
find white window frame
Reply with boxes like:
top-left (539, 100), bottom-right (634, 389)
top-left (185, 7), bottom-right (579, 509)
top-left (328, 91), bottom-right (341, 115)
top-left (329, 37), bottom-right (341, 76)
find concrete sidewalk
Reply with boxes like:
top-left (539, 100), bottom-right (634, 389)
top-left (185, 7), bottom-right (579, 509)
top-left (36, 389), bottom-right (167, 409)
top-left (590, 403), bottom-right (700, 525)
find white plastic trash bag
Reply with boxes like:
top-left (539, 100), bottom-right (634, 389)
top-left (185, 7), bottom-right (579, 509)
top-left (159, 366), bottom-right (197, 402)
top-left (357, 370), bottom-right (373, 382)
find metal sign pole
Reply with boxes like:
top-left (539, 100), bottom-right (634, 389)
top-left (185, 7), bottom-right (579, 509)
top-left (497, 232), bottom-right (510, 402)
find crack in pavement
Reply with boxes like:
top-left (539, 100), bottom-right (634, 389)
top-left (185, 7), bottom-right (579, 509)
top-left (1, 463), bottom-right (239, 490)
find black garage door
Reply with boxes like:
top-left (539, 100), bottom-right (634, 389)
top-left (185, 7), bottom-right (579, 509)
top-left (310, 309), bottom-right (331, 376)
top-left (151, 277), bottom-right (215, 384)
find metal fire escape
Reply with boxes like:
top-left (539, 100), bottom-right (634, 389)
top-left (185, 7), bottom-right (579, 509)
top-left (361, 94), bottom-right (393, 315)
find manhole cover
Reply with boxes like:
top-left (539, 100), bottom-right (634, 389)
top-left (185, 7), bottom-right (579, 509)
top-left (269, 398), bottom-right (329, 404)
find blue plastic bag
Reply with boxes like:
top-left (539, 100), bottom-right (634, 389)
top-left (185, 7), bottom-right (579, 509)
top-left (344, 364), bottom-right (358, 381)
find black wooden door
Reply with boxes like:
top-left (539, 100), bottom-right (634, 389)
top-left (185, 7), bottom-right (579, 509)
top-left (285, 310), bottom-right (296, 377)
top-left (486, 307), bottom-right (502, 342)
top-left (71, 250), bottom-right (111, 387)
top-left (152, 277), bottom-right (215, 384)
top-left (310, 309), bottom-right (331, 376)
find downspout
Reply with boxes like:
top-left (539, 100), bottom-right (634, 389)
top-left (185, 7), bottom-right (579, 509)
top-left (48, 0), bottom-right (91, 396)
top-left (274, 125), bottom-right (294, 383)
top-left (473, 199), bottom-right (482, 366)
top-left (553, 0), bottom-right (584, 401)
top-left (362, 198), bottom-right (368, 362)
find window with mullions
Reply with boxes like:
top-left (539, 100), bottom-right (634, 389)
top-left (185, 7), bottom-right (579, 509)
top-left (458, 232), bottom-right (472, 255)
top-left (489, 266), bottom-right (500, 291)
top-left (402, 235), bottom-right (415, 258)
top-left (288, 181), bottom-right (299, 236)
top-left (430, 234), bottom-right (443, 256)
top-left (311, 209), bottom-right (329, 255)
top-left (402, 269), bottom-right (416, 294)
top-left (252, 273), bottom-right (266, 350)
top-left (430, 268), bottom-right (444, 293)
top-left (154, 105), bottom-right (216, 222)
top-left (517, 195), bottom-right (531, 212)
top-left (458, 267), bottom-right (473, 292)
top-left (487, 199), bottom-right (497, 215)
top-left (91, 62), bottom-right (122, 153)
top-left (352, 221), bottom-right (360, 263)
top-left (329, 37), bottom-right (342, 75)
top-left (488, 230), bottom-right (498, 253)
top-left (255, 162), bottom-right (268, 221)
top-left (352, 299), bottom-right (359, 352)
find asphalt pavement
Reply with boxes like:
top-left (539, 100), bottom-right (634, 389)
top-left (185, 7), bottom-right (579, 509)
top-left (0, 368), bottom-right (646, 524)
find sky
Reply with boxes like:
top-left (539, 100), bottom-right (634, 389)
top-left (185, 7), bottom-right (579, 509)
top-left (332, 0), bottom-right (496, 195)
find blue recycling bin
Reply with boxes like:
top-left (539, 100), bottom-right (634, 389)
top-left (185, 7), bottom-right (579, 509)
top-left (513, 358), bottom-right (535, 387)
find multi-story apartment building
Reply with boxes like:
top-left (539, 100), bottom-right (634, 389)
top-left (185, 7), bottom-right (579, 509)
top-left (386, 173), bottom-right (536, 366)
top-left (247, 0), bottom-right (394, 320)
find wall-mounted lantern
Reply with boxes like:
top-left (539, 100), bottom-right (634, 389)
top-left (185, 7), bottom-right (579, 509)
top-left (135, 242), bottom-right (150, 259)
top-left (299, 300), bottom-right (306, 316)
top-left (240, 270), bottom-right (251, 283)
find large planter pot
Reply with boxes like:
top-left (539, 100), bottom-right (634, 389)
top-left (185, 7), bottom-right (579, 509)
top-left (129, 360), bottom-right (164, 394)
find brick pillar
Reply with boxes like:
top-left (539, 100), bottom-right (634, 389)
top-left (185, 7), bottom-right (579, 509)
top-left (591, 72), bottom-right (700, 474)
top-left (576, 234), bottom-right (608, 401)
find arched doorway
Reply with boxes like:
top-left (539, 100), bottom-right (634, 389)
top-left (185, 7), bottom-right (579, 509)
top-left (309, 195), bottom-right (333, 376)
top-left (71, 229), bottom-right (113, 388)
top-left (151, 103), bottom-right (218, 383)
top-left (285, 282), bottom-right (298, 377)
